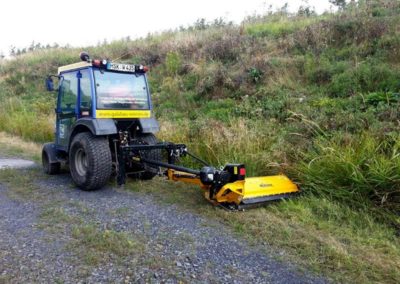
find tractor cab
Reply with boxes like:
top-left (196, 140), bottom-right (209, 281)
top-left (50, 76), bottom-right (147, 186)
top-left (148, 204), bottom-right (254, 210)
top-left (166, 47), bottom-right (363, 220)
top-left (42, 52), bottom-right (161, 187)
top-left (49, 55), bottom-right (154, 151)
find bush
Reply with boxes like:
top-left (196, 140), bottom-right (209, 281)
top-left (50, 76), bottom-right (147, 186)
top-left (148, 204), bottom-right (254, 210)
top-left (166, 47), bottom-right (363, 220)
top-left (200, 99), bottom-right (236, 122)
top-left (203, 31), bottom-right (242, 62)
top-left (329, 70), bottom-right (359, 97)
top-left (365, 91), bottom-right (400, 106)
top-left (328, 61), bottom-right (400, 97)
top-left (165, 51), bottom-right (182, 75)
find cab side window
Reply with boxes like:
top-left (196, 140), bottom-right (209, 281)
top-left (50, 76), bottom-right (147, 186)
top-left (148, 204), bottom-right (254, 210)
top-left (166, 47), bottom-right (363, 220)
top-left (80, 69), bottom-right (92, 110)
top-left (60, 72), bottom-right (78, 112)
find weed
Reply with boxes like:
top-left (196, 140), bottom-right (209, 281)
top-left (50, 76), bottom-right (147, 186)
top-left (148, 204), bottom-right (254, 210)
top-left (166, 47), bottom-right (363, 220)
top-left (248, 67), bottom-right (262, 83)
top-left (109, 206), bottom-right (130, 216)
top-left (69, 224), bottom-right (144, 266)
top-left (0, 168), bottom-right (40, 199)
top-left (38, 204), bottom-right (83, 233)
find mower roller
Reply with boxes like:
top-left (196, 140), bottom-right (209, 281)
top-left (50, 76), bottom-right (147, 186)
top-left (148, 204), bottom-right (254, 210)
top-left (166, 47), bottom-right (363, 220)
top-left (42, 52), bottom-right (299, 210)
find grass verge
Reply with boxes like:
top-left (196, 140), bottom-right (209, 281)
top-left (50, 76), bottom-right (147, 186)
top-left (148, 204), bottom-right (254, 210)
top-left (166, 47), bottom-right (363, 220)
top-left (127, 177), bottom-right (400, 284)
top-left (1, 131), bottom-right (399, 283)
top-left (0, 131), bottom-right (42, 162)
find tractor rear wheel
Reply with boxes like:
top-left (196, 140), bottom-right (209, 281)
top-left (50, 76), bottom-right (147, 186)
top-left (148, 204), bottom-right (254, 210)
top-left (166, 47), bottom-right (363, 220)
top-left (137, 133), bottom-right (161, 180)
top-left (69, 132), bottom-right (112, 190)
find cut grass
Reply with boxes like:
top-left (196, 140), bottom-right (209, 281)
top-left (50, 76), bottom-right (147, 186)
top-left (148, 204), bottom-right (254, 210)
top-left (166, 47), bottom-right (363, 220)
top-left (127, 177), bottom-right (400, 284)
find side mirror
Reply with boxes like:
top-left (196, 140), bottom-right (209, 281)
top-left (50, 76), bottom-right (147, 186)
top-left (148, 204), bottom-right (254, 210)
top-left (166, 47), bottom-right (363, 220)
top-left (45, 77), bottom-right (54, 92)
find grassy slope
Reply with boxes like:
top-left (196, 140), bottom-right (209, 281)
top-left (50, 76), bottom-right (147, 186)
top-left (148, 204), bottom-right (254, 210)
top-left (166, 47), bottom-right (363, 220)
top-left (1, 0), bottom-right (400, 282)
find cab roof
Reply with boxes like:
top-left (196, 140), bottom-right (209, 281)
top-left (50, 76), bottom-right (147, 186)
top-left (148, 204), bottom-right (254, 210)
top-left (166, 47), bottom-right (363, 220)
top-left (58, 62), bottom-right (92, 75)
top-left (58, 60), bottom-right (148, 75)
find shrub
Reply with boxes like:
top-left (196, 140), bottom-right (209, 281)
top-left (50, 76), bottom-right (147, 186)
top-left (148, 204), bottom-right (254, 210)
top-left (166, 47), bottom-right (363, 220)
top-left (248, 67), bottom-right (262, 83)
top-left (329, 70), bottom-right (359, 97)
top-left (328, 61), bottom-right (400, 97)
top-left (201, 28), bottom-right (242, 62)
top-left (165, 51), bottom-right (182, 75)
top-left (365, 92), bottom-right (400, 106)
top-left (200, 99), bottom-right (236, 122)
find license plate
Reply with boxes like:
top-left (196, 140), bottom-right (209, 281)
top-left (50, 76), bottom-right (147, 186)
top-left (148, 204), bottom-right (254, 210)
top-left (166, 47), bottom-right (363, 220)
top-left (107, 63), bottom-right (136, 72)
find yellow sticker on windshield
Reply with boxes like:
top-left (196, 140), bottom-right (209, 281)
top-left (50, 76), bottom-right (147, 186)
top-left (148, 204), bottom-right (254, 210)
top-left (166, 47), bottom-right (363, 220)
top-left (96, 110), bottom-right (151, 118)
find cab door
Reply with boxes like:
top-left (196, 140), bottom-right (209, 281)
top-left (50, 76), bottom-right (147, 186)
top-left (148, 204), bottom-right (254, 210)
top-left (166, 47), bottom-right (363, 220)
top-left (79, 68), bottom-right (93, 116)
top-left (56, 71), bottom-right (78, 148)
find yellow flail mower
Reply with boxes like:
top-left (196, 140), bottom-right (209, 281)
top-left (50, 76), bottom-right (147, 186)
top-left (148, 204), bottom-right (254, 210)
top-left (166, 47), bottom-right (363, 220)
top-left (42, 52), bottom-right (299, 210)
top-left (121, 142), bottom-right (299, 210)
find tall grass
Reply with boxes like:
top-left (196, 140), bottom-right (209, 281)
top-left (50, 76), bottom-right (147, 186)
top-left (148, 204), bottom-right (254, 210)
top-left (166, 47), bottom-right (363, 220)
top-left (0, 97), bottom-right (54, 142)
top-left (298, 132), bottom-right (400, 214)
top-left (244, 15), bottom-right (322, 38)
top-left (158, 117), bottom-right (289, 176)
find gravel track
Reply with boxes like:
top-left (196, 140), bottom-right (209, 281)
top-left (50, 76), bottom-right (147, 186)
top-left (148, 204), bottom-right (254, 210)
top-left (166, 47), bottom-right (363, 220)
top-left (0, 164), bottom-right (327, 283)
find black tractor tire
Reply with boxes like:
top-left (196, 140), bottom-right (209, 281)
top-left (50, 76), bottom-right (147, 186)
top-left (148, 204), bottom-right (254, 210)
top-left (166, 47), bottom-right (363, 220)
top-left (69, 132), bottom-right (112, 190)
top-left (137, 133), bottom-right (162, 180)
top-left (42, 147), bottom-right (61, 175)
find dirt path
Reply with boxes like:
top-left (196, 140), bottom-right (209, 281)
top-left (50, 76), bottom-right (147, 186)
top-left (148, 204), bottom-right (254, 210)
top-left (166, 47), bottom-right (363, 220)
top-left (0, 164), bottom-right (327, 283)
top-left (0, 158), bottom-right (35, 169)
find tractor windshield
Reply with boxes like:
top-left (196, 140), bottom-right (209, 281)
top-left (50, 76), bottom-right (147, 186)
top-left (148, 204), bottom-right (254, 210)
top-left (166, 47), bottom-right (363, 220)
top-left (94, 70), bottom-right (150, 110)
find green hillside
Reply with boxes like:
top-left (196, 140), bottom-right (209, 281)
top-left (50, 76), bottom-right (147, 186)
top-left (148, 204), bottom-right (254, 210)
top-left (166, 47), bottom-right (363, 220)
top-left (1, 0), bottom-right (400, 282)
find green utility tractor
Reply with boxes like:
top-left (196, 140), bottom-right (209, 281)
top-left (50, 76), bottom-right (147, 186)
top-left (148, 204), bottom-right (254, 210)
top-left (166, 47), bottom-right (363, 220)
top-left (42, 52), bottom-right (299, 209)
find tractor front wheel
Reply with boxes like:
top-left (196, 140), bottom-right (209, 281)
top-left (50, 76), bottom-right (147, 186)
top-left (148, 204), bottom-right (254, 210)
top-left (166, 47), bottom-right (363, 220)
top-left (42, 146), bottom-right (60, 175)
top-left (69, 132), bottom-right (112, 190)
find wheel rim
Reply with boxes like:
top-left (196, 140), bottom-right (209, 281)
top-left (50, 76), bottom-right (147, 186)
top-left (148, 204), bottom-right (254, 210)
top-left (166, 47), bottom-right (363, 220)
top-left (75, 148), bottom-right (88, 176)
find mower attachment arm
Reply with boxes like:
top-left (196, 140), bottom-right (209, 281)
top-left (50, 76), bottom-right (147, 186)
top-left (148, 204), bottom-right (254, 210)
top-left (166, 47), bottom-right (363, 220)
top-left (117, 142), bottom-right (193, 185)
top-left (117, 142), bottom-right (299, 209)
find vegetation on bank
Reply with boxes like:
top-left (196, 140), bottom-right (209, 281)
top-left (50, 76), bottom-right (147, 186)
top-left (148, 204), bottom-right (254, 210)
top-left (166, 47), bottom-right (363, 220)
top-left (1, 0), bottom-right (400, 282)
